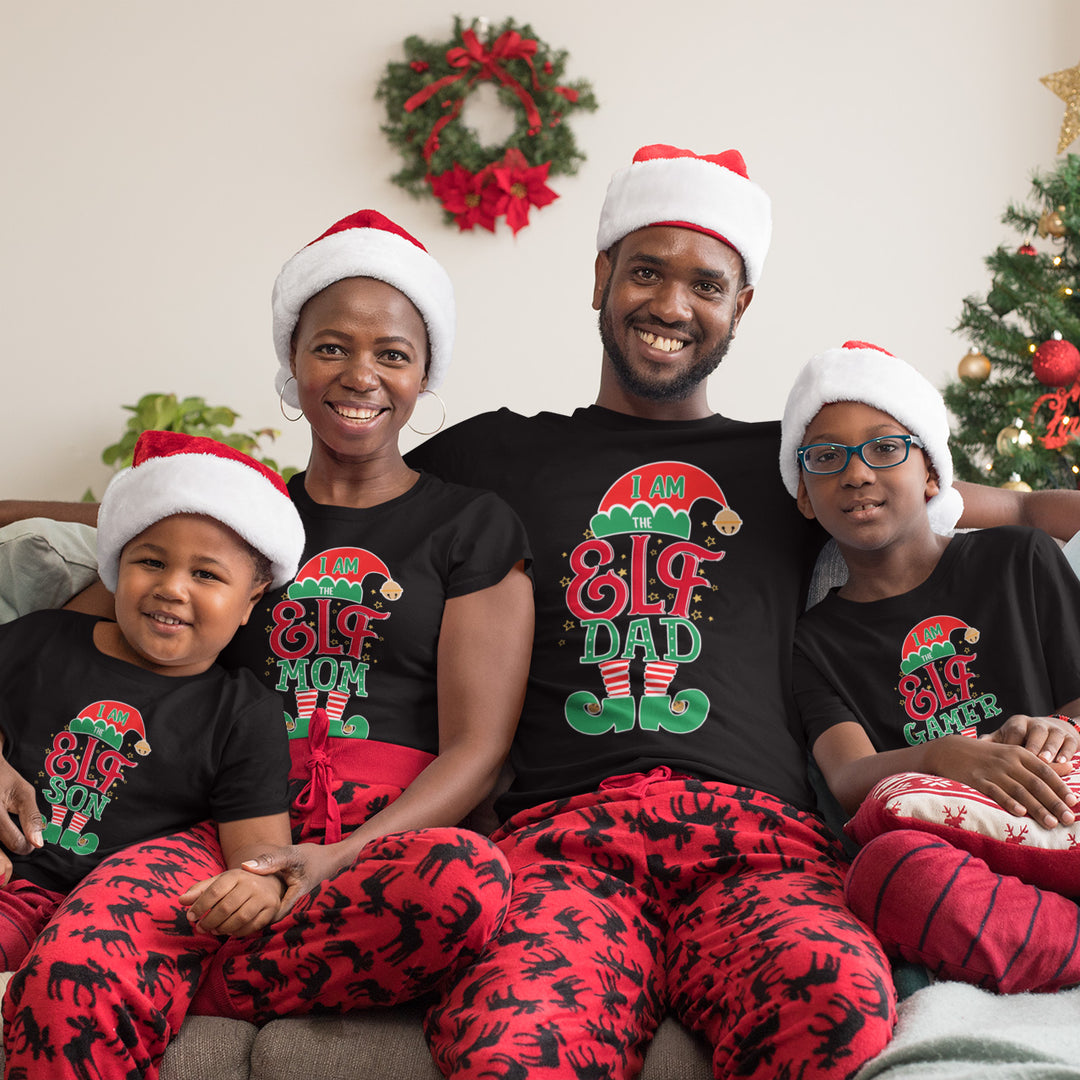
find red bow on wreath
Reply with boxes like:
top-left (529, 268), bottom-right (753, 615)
top-left (405, 28), bottom-right (544, 151)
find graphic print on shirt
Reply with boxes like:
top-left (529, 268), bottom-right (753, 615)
top-left (269, 547), bottom-right (403, 740)
top-left (898, 615), bottom-right (1002, 744)
top-left (563, 462), bottom-right (741, 735)
top-left (40, 699), bottom-right (151, 854)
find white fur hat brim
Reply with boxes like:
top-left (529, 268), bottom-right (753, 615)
top-left (596, 154), bottom-right (772, 286)
top-left (273, 221), bottom-right (455, 408)
top-left (779, 344), bottom-right (964, 534)
top-left (97, 451), bottom-right (306, 592)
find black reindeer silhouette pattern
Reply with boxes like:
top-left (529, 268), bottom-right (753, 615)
top-left (427, 776), bottom-right (897, 1080)
top-left (5, 800), bottom-right (512, 1077)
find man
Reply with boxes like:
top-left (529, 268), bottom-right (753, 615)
top-left (406, 144), bottom-right (896, 1080)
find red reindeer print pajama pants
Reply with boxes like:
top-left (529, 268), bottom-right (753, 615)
top-left (3, 788), bottom-right (512, 1079)
top-left (426, 770), bottom-right (896, 1080)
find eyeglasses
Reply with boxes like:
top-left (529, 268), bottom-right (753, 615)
top-left (797, 434), bottom-right (925, 476)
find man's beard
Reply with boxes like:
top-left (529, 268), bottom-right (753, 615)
top-left (597, 281), bottom-right (736, 402)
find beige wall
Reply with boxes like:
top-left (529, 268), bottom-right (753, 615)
top-left (4, 0), bottom-right (1078, 498)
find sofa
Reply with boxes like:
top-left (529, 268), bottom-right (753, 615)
top-left (1, 519), bottom-right (1076, 1079)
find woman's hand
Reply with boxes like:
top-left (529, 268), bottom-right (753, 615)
top-left (241, 842), bottom-right (352, 920)
top-left (982, 712), bottom-right (1080, 765)
top-left (0, 755), bottom-right (43, 856)
top-left (926, 735), bottom-right (1078, 827)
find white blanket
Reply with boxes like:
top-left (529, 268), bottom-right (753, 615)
top-left (857, 981), bottom-right (1080, 1080)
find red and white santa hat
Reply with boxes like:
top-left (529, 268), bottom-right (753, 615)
top-left (595, 144), bottom-right (773, 286)
top-left (272, 209), bottom-right (455, 408)
top-left (779, 341), bottom-right (964, 534)
top-left (97, 431), bottom-right (306, 592)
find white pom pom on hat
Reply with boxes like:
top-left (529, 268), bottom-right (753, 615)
top-left (779, 340), bottom-right (964, 534)
top-left (595, 144), bottom-right (773, 286)
top-left (272, 210), bottom-right (456, 409)
top-left (96, 431), bottom-right (306, 592)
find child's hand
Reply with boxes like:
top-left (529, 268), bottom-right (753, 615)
top-left (982, 713), bottom-right (1080, 766)
top-left (179, 867), bottom-right (285, 937)
top-left (926, 735), bottom-right (1078, 828)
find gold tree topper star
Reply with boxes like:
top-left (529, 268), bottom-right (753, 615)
top-left (1042, 60), bottom-right (1080, 153)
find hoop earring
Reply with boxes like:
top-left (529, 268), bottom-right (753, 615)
top-left (279, 377), bottom-right (303, 423)
top-left (407, 389), bottom-right (446, 436)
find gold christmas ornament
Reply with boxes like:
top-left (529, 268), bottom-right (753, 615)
top-left (1037, 207), bottom-right (1067, 239)
top-left (1001, 474), bottom-right (1033, 492)
top-left (957, 350), bottom-right (991, 384)
top-left (995, 421), bottom-right (1033, 456)
top-left (1041, 61), bottom-right (1080, 154)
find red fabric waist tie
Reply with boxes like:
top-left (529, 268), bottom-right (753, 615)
top-left (289, 710), bottom-right (437, 844)
top-left (292, 709), bottom-right (342, 842)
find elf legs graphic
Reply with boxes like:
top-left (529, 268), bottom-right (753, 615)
top-left (3, 791), bottom-right (512, 1079)
top-left (566, 661), bottom-right (710, 736)
top-left (426, 771), bottom-right (896, 1080)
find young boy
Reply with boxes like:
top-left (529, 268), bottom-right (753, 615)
top-left (0, 430), bottom-right (304, 968)
top-left (781, 339), bottom-right (1080, 993)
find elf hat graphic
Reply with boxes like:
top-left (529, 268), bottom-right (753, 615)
top-left (590, 462), bottom-right (741, 540)
top-left (900, 616), bottom-right (980, 675)
top-left (288, 547), bottom-right (402, 604)
top-left (69, 700), bottom-right (151, 756)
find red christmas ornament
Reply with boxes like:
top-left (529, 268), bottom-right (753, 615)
top-left (1018, 243), bottom-right (1038, 256)
top-left (1032, 338), bottom-right (1080, 386)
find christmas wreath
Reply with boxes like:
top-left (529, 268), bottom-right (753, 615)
top-left (376, 16), bottom-right (598, 235)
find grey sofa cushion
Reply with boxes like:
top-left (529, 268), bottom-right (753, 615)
top-left (160, 1016), bottom-right (257, 1080)
top-left (252, 1008), bottom-right (439, 1080)
top-left (0, 517), bottom-right (97, 623)
top-left (245, 1009), bottom-right (711, 1080)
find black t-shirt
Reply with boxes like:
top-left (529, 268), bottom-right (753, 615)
top-left (407, 406), bottom-right (826, 817)
top-left (794, 527), bottom-right (1080, 752)
top-left (0, 610), bottom-right (288, 892)
top-left (220, 470), bottom-right (531, 756)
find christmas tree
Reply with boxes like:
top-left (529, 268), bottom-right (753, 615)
top-left (944, 153), bottom-right (1080, 491)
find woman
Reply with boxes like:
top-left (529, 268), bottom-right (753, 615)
top-left (1, 210), bottom-right (534, 1079)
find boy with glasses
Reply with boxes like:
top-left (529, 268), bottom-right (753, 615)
top-left (783, 339), bottom-right (1080, 993)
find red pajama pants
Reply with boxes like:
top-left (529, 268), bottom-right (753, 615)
top-left (845, 829), bottom-right (1080, 993)
top-left (2, 811), bottom-right (512, 1080)
top-left (0, 880), bottom-right (66, 973)
top-left (426, 770), bottom-right (897, 1080)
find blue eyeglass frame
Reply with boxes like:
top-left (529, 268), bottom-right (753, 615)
top-left (796, 434), bottom-right (925, 475)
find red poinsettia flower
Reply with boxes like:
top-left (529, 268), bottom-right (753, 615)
top-left (484, 148), bottom-right (559, 235)
top-left (428, 164), bottom-right (497, 232)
